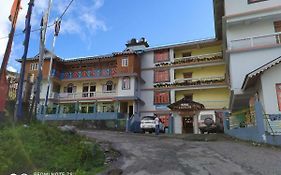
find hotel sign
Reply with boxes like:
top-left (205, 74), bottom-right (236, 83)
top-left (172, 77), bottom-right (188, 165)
top-left (276, 84), bottom-right (281, 111)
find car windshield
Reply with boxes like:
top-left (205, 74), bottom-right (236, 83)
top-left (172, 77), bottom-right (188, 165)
top-left (142, 116), bottom-right (155, 120)
top-left (199, 114), bottom-right (214, 121)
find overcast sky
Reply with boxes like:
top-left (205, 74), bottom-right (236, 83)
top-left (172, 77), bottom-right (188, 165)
top-left (0, 0), bottom-right (215, 72)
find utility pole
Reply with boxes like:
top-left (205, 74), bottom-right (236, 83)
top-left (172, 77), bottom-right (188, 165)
top-left (30, 0), bottom-right (52, 119)
top-left (0, 0), bottom-right (21, 117)
top-left (14, 0), bottom-right (35, 122)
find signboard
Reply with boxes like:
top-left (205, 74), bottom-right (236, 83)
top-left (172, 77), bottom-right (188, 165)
top-left (276, 84), bottom-right (281, 111)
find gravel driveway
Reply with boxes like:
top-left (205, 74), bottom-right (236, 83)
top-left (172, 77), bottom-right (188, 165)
top-left (80, 130), bottom-right (281, 175)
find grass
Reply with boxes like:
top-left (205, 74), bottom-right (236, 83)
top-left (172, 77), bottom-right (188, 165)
top-left (0, 123), bottom-right (105, 175)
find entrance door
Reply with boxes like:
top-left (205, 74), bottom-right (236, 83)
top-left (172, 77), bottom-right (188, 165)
top-left (129, 105), bottom-right (133, 118)
top-left (182, 116), bottom-right (194, 133)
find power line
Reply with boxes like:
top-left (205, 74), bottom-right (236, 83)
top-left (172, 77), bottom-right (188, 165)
top-left (0, 0), bottom-right (74, 40)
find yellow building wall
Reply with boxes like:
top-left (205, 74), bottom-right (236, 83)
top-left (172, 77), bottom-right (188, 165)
top-left (175, 88), bottom-right (230, 109)
top-left (59, 78), bottom-right (118, 93)
top-left (175, 65), bottom-right (226, 80)
top-left (174, 45), bottom-right (222, 58)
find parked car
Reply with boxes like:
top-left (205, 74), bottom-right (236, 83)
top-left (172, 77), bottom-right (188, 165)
top-left (198, 110), bottom-right (224, 134)
top-left (140, 116), bottom-right (165, 133)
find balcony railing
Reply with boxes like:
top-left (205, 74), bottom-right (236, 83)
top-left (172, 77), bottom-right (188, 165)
top-left (197, 100), bottom-right (229, 109)
top-left (229, 32), bottom-right (281, 51)
top-left (53, 91), bottom-right (117, 100)
top-left (154, 75), bottom-right (226, 88)
top-left (155, 52), bottom-right (223, 68)
top-left (51, 68), bottom-right (117, 80)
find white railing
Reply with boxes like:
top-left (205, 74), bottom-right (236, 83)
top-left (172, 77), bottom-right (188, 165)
top-left (229, 32), bottom-right (281, 50)
top-left (174, 52), bottom-right (222, 61)
top-left (174, 75), bottom-right (225, 83)
top-left (54, 91), bottom-right (117, 100)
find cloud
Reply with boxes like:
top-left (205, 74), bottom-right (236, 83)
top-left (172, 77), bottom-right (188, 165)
top-left (7, 66), bottom-right (17, 72)
top-left (0, 0), bottom-right (108, 71)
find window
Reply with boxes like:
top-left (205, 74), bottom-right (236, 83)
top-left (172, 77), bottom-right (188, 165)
top-left (122, 57), bottom-right (129, 67)
top-left (64, 83), bottom-right (76, 93)
top-left (184, 94), bottom-right (193, 101)
top-left (122, 77), bottom-right (130, 90)
top-left (30, 63), bottom-right (38, 71)
top-left (154, 70), bottom-right (170, 83)
top-left (103, 81), bottom-right (114, 92)
top-left (248, 0), bottom-right (267, 4)
top-left (276, 84), bottom-right (281, 111)
top-left (274, 21), bottom-right (281, 44)
top-left (183, 72), bottom-right (193, 79)
top-left (154, 91), bottom-right (170, 104)
top-left (154, 49), bottom-right (169, 63)
top-left (182, 52), bottom-right (191, 58)
top-left (82, 83), bottom-right (96, 97)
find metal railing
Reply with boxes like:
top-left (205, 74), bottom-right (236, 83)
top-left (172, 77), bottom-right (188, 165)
top-left (173, 52), bottom-right (222, 62)
top-left (53, 91), bottom-right (117, 100)
top-left (229, 32), bottom-right (281, 50)
top-left (264, 114), bottom-right (281, 135)
top-left (174, 75), bottom-right (225, 83)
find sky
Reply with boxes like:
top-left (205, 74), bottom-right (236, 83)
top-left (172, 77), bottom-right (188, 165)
top-left (0, 0), bottom-right (215, 72)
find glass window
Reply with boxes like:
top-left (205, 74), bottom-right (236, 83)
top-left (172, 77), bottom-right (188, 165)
top-left (122, 57), bottom-right (128, 67)
top-left (122, 77), bottom-right (130, 90)
top-left (154, 49), bottom-right (170, 63)
top-left (154, 91), bottom-right (170, 104)
top-left (154, 70), bottom-right (170, 83)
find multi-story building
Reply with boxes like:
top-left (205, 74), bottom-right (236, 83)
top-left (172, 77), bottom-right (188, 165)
top-left (224, 0), bottom-right (281, 113)
top-left (139, 39), bottom-right (229, 134)
top-left (19, 0), bottom-right (228, 134)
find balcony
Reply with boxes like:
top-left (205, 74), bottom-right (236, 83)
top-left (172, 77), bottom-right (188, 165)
top-left (229, 32), bottom-right (281, 51)
top-left (53, 91), bottom-right (117, 101)
top-left (155, 52), bottom-right (223, 68)
top-left (154, 76), bottom-right (226, 89)
top-left (51, 68), bottom-right (117, 80)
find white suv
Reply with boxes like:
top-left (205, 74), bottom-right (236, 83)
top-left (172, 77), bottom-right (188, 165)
top-left (140, 116), bottom-right (165, 133)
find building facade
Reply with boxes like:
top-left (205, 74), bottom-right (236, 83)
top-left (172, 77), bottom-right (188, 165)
top-left (224, 0), bottom-right (281, 110)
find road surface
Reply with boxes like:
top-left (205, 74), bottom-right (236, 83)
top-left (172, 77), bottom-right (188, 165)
top-left (80, 130), bottom-right (281, 175)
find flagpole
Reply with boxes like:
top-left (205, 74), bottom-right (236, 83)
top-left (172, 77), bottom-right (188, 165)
top-left (32, 0), bottom-right (52, 119)
top-left (14, 0), bottom-right (35, 122)
top-left (43, 19), bottom-right (61, 122)
top-left (0, 0), bottom-right (21, 117)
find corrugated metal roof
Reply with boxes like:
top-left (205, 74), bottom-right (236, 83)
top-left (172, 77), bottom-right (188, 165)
top-left (242, 56), bottom-right (281, 90)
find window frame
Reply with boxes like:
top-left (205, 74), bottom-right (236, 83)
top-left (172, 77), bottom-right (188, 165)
top-left (154, 91), bottom-right (170, 105)
top-left (121, 56), bottom-right (129, 67)
top-left (122, 77), bottom-right (130, 90)
top-left (154, 69), bottom-right (170, 83)
top-left (154, 49), bottom-right (170, 63)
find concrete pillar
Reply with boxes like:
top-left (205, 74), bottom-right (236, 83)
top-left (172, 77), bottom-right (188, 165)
top-left (255, 100), bottom-right (267, 142)
top-left (170, 90), bottom-right (176, 103)
top-left (193, 114), bottom-right (199, 134)
top-left (169, 48), bottom-right (174, 62)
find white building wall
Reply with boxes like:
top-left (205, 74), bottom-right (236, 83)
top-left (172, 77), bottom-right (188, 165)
top-left (225, 0), bottom-right (281, 16)
top-left (227, 19), bottom-right (275, 42)
top-left (229, 48), bottom-right (281, 93)
top-left (117, 76), bottom-right (136, 97)
top-left (260, 63), bottom-right (281, 114)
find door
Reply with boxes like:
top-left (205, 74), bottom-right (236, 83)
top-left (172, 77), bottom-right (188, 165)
top-left (129, 105), bottom-right (133, 118)
top-left (182, 116), bottom-right (194, 133)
